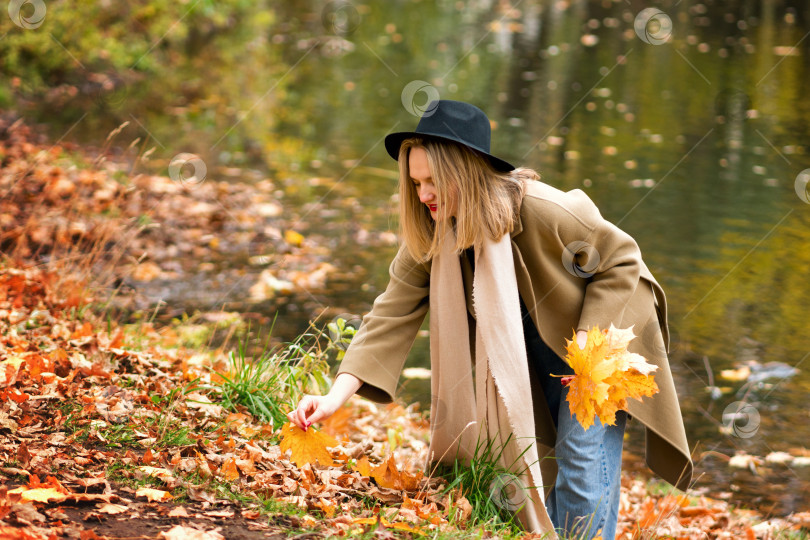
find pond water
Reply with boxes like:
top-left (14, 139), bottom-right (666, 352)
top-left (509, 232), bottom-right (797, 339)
top-left (18, 0), bottom-right (810, 516)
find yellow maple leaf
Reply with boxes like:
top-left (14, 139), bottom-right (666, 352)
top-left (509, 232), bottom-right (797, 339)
top-left (0, 356), bottom-right (25, 385)
top-left (136, 487), bottom-right (173, 502)
top-left (8, 475), bottom-right (70, 503)
top-left (279, 422), bottom-right (339, 467)
top-left (351, 516), bottom-right (425, 534)
top-left (7, 486), bottom-right (67, 503)
top-left (353, 456), bottom-right (374, 477)
top-left (284, 230), bottom-right (305, 247)
top-left (352, 517), bottom-right (378, 526)
top-left (563, 325), bottom-right (659, 430)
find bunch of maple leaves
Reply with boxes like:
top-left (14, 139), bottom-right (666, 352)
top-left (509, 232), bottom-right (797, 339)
top-left (562, 325), bottom-right (659, 430)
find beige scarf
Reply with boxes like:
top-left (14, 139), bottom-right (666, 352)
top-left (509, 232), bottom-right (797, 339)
top-left (427, 229), bottom-right (556, 535)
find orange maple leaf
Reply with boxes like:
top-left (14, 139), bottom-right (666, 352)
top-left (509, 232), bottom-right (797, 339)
top-left (70, 321), bottom-right (94, 340)
top-left (353, 456), bottom-right (422, 490)
top-left (23, 353), bottom-right (54, 380)
top-left (403, 496), bottom-right (443, 524)
top-left (563, 325), bottom-right (659, 429)
top-left (279, 422), bottom-right (338, 467)
top-left (371, 456), bottom-right (402, 489)
top-left (220, 457), bottom-right (239, 481)
top-left (314, 497), bottom-right (336, 517)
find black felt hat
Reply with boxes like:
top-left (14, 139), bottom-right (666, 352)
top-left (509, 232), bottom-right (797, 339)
top-left (384, 100), bottom-right (515, 172)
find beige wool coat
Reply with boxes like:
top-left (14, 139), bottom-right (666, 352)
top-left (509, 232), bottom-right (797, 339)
top-left (337, 180), bottom-right (694, 492)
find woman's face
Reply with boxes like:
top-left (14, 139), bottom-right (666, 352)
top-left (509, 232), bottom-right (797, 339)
top-left (408, 146), bottom-right (457, 220)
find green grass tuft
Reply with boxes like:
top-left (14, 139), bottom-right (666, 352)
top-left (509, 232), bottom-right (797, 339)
top-left (432, 433), bottom-right (536, 538)
top-left (211, 320), bottom-right (341, 429)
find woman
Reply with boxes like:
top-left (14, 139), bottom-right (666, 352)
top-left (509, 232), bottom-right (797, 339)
top-left (289, 100), bottom-right (692, 538)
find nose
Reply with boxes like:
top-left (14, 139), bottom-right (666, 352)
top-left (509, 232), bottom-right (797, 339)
top-left (418, 185), bottom-right (434, 203)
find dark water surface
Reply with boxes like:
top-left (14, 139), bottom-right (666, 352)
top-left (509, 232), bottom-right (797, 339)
top-left (18, 0), bottom-right (810, 516)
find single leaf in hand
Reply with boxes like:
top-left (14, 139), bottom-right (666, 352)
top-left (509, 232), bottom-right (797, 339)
top-left (279, 422), bottom-right (338, 467)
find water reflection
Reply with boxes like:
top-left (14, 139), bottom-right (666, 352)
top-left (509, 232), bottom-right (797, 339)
top-left (9, 0), bottom-right (810, 516)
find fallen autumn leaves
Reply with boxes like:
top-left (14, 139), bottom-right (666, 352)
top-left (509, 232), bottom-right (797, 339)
top-left (2, 268), bottom-right (805, 540)
top-left (0, 264), bottom-right (469, 539)
top-left (1, 114), bottom-right (808, 539)
top-left (0, 113), bottom-right (342, 315)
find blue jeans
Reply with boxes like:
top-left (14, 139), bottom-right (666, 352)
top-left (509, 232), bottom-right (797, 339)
top-left (547, 392), bottom-right (626, 539)
top-left (522, 303), bottom-right (626, 539)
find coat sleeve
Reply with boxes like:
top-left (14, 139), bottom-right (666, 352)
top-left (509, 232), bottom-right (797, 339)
top-left (560, 189), bottom-right (643, 332)
top-left (336, 245), bottom-right (430, 403)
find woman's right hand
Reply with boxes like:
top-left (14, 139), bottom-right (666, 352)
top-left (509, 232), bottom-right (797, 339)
top-left (287, 394), bottom-right (341, 430)
top-left (286, 372), bottom-right (363, 431)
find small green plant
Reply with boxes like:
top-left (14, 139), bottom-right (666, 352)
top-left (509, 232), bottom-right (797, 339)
top-left (326, 317), bottom-right (358, 360)
top-left (93, 421), bottom-right (139, 448)
top-left (105, 461), bottom-right (135, 485)
top-left (168, 311), bottom-right (247, 350)
top-left (432, 433), bottom-right (532, 538)
top-left (145, 380), bottom-right (201, 448)
top-left (774, 530), bottom-right (810, 540)
top-left (212, 323), bottom-right (333, 429)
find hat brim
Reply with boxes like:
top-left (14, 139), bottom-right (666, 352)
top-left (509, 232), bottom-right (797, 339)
top-left (384, 131), bottom-right (515, 172)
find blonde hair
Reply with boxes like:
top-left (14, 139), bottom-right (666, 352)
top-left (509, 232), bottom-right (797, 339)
top-left (397, 137), bottom-right (538, 262)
